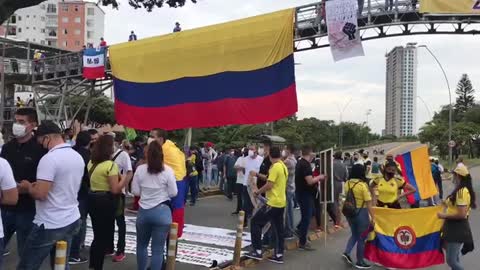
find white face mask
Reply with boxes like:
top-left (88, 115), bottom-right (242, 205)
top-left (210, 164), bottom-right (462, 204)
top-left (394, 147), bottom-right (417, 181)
top-left (258, 148), bottom-right (265, 156)
top-left (12, 123), bottom-right (27, 138)
top-left (147, 137), bottom-right (155, 145)
top-left (281, 150), bottom-right (287, 157)
top-left (248, 150), bottom-right (255, 157)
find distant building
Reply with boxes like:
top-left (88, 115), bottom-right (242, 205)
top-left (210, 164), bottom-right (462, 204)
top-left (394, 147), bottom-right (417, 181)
top-left (0, 0), bottom-right (104, 51)
top-left (385, 43), bottom-right (417, 137)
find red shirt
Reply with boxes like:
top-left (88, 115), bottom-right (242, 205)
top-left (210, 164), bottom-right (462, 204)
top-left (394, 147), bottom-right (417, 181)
top-left (100, 41), bottom-right (107, 47)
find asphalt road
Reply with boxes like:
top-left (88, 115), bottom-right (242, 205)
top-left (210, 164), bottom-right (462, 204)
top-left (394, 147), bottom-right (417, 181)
top-left (3, 141), bottom-right (459, 270)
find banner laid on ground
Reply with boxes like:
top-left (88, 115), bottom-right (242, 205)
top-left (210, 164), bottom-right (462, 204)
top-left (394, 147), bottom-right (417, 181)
top-left (395, 146), bottom-right (438, 204)
top-left (110, 9), bottom-right (297, 131)
top-left (365, 206), bottom-right (445, 269)
top-left (420, 0), bottom-right (480, 14)
top-left (326, 0), bottom-right (365, 62)
top-left (182, 224), bottom-right (252, 248)
top-left (85, 218), bottom-right (245, 266)
top-left (82, 48), bottom-right (105, 79)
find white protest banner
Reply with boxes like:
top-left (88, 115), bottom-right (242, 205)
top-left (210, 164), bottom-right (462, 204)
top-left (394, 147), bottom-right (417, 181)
top-left (326, 0), bottom-right (365, 61)
top-left (181, 224), bottom-right (252, 248)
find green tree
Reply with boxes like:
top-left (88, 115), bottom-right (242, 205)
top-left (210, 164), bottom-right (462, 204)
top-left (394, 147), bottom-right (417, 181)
top-left (455, 74), bottom-right (476, 117)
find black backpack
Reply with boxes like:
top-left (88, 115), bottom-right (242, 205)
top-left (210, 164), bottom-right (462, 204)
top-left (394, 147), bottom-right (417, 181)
top-left (342, 181), bottom-right (363, 218)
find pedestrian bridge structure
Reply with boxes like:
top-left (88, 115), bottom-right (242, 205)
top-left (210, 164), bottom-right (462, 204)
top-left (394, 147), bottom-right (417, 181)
top-left (1, 0), bottom-right (480, 126)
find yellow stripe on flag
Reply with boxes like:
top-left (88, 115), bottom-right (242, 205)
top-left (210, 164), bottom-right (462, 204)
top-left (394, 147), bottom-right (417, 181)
top-left (420, 0), bottom-right (480, 14)
top-left (411, 146), bottom-right (438, 200)
top-left (109, 9), bottom-right (295, 83)
top-left (373, 206), bottom-right (444, 237)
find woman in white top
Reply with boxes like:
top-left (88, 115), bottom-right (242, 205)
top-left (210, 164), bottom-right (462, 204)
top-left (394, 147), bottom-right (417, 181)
top-left (132, 141), bottom-right (178, 270)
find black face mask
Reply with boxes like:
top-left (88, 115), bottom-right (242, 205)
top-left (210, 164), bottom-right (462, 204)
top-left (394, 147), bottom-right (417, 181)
top-left (386, 172), bottom-right (395, 178)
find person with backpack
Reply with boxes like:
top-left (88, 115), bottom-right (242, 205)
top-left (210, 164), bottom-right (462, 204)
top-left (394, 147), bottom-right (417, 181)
top-left (342, 164), bottom-right (374, 269)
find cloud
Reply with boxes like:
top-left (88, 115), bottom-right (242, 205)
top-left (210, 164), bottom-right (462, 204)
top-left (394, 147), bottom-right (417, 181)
top-left (104, 0), bottom-right (480, 134)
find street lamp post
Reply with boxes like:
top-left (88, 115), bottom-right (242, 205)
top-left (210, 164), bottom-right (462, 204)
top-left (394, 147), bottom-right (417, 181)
top-left (366, 109), bottom-right (372, 145)
top-left (417, 45), bottom-right (453, 168)
top-left (336, 97), bottom-right (352, 150)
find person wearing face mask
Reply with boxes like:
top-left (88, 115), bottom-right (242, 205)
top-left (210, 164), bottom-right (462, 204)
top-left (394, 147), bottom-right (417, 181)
top-left (107, 132), bottom-right (133, 263)
top-left (241, 145), bottom-right (263, 226)
top-left (370, 161), bottom-right (416, 209)
top-left (256, 140), bottom-right (272, 192)
top-left (295, 145), bottom-right (324, 251)
top-left (224, 149), bottom-right (238, 200)
top-left (0, 108), bottom-right (46, 258)
top-left (282, 144), bottom-right (297, 239)
top-left (18, 121), bottom-right (84, 270)
top-left (232, 149), bottom-right (247, 215)
top-left (381, 153), bottom-right (402, 175)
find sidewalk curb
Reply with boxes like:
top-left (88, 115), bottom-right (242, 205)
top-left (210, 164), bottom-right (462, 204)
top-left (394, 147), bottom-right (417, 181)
top-left (217, 226), bottom-right (346, 269)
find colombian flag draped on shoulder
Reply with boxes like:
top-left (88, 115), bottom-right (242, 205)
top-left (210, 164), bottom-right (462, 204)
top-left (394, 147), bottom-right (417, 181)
top-left (420, 0), bottom-right (480, 14)
top-left (109, 9), bottom-right (297, 131)
top-left (365, 207), bottom-right (445, 269)
top-left (162, 140), bottom-right (187, 237)
top-left (395, 146), bottom-right (438, 204)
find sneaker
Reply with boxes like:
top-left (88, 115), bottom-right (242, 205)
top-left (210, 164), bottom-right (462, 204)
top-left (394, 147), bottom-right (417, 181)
top-left (299, 242), bottom-right (315, 251)
top-left (105, 251), bottom-right (115, 257)
top-left (342, 253), bottom-right (353, 265)
top-left (355, 261), bottom-right (372, 269)
top-left (267, 254), bottom-right (284, 264)
top-left (69, 256), bottom-right (88, 265)
top-left (2, 250), bottom-right (10, 257)
top-left (231, 211), bottom-right (239, 215)
top-left (245, 250), bottom-right (262, 261)
top-left (113, 253), bottom-right (126, 262)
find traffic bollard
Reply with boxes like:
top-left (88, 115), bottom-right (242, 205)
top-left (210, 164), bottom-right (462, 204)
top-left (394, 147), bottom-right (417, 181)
top-left (54, 241), bottom-right (67, 270)
top-left (166, 223), bottom-right (179, 270)
top-left (233, 210), bottom-right (245, 266)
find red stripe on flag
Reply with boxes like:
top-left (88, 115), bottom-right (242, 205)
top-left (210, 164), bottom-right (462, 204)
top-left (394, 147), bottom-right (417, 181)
top-left (172, 208), bottom-right (185, 238)
top-left (114, 83), bottom-right (298, 131)
top-left (83, 66), bottom-right (105, 79)
top-left (365, 243), bottom-right (444, 269)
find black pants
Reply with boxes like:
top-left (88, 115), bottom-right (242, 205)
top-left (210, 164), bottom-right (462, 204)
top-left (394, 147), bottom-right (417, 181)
top-left (251, 206), bottom-right (285, 255)
top-left (235, 183), bottom-right (244, 212)
top-left (314, 197), bottom-right (337, 226)
top-left (436, 178), bottom-right (443, 199)
top-left (226, 177), bottom-right (236, 198)
top-left (109, 194), bottom-right (126, 254)
top-left (88, 192), bottom-right (115, 270)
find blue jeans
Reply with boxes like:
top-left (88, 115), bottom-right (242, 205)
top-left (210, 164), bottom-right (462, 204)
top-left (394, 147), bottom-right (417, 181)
top-left (446, 242), bottom-right (464, 270)
top-left (285, 191), bottom-right (295, 236)
top-left (2, 208), bottom-right (35, 257)
top-left (296, 190), bottom-right (314, 246)
top-left (70, 197), bottom-right (88, 258)
top-left (18, 219), bottom-right (81, 270)
top-left (188, 175), bottom-right (199, 204)
top-left (136, 204), bottom-right (172, 270)
top-left (344, 208), bottom-right (370, 264)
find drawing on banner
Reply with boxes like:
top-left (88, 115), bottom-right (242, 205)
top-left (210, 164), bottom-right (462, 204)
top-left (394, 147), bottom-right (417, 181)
top-left (326, 0), bottom-right (365, 61)
top-left (182, 224), bottom-right (252, 248)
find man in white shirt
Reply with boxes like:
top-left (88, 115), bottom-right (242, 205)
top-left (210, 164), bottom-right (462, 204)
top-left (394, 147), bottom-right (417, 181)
top-left (241, 145), bottom-right (263, 225)
top-left (18, 121), bottom-right (84, 270)
top-left (109, 133), bottom-right (133, 262)
top-left (232, 150), bottom-right (247, 215)
top-left (0, 158), bottom-right (18, 268)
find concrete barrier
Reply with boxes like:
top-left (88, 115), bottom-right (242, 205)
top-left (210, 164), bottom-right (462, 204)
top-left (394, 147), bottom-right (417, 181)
top-left (166, 223), bottom-right (179, 270)
top-left (232, 211), bottom-right (245, 267)
top-left (54, 241), bottom-right (67, 270)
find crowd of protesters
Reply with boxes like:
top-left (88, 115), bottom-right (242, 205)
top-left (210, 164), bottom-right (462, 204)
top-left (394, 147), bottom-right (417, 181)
top-left (0, 107), bottom-right (475, 270)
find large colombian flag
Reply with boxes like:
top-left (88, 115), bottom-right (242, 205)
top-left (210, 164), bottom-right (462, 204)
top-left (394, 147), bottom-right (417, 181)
top-left (395, 146), bottom-right (438, 205)
top-left (365, 206), bottom-right (445, 269)
top-left (109, 9), bottom-right (297, 131)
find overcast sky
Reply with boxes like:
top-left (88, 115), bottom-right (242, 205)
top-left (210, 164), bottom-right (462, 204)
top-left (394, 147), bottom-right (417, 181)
top-left (103, 0), bottom-right (479, 134)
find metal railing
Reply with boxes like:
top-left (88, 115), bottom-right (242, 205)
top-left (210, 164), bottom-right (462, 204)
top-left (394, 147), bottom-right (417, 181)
top-left (1, 58), bottom-right (32, 75)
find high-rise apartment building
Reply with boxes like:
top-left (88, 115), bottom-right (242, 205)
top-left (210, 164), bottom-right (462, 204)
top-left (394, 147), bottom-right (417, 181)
top-left (0, 0), bottom-right (104, 51)
top-left (385, 43), bottom-right (417, 137)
